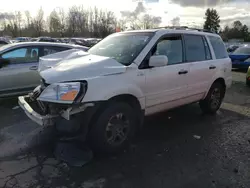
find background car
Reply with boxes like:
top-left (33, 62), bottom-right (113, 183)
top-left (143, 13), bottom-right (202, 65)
top-left (0, 37), bottom-right (12, 47)
top-left (227, 44), bottom-right (240, 53)
top-left (0, 42), bottom-right (88, 97)
top-left (36, 37), bottom-right (57, 42)
top-left (31, 38), bottom-right (38, 42)
top-left (229, 46), bottom-right (250, 69)
top-left (15, 37), bottom-right (30, 42)
top-left (69, 38), bottom-right (90, 47)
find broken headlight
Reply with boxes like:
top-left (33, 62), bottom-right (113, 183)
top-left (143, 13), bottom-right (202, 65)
top-left (37, 81), bottom-right (87, 104)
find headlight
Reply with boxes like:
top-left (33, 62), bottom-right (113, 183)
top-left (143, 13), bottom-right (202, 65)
top-left (38, 82), bottom-right (87, 104)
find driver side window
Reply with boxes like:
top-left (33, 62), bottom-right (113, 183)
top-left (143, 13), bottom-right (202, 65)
top-left (2, 47), bottom-right (39, 64)
top-left (154, 36), bottom-right (183, 65)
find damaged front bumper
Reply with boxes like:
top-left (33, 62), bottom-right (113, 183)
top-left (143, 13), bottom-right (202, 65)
top-left (18, 95), bottom-right (94, 127)
top-left (18, 95), bottom-right (58, 126)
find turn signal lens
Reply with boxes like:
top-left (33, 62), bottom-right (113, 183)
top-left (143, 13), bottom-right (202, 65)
top-left (60, 90), bottom-right (78, 101)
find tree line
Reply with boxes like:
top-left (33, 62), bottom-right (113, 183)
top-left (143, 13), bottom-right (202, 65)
top-left (204, 8), bottom-right (250, 42)
top-left (0, 2), bottom-right (161, 38)
top-left (1, 3), bottom-right (250, 41)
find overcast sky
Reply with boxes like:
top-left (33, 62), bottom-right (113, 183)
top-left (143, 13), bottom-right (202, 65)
top-left (1, 0), bottom-right (250, 28)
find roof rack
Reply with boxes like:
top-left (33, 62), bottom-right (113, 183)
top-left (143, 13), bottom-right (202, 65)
top-left (154, 26), bottom-right (217, 34)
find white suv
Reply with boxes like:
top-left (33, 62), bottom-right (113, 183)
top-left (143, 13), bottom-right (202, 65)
top-left (19, 28), bottom-right (232, 154)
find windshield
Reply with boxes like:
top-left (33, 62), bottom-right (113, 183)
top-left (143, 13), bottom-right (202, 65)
top-left (88, 32), bottom-right (154, 66)
top-left (233, 47), bottom-right (250, 55)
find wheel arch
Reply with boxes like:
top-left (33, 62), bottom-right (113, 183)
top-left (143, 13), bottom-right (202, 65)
top-left (205, 77), bottom-right (226, 98)
top-left (87, 94), bottom-right (145, 134)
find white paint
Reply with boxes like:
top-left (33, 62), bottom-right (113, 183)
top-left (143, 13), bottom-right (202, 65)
top-left (28, 29), bottom-right (232, 119)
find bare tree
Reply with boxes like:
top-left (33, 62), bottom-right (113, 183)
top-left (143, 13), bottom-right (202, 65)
top-left (57, 8), bottom-right (66, 37)
top-left (33, 7), bottom-right (45, 36)
top-left (1, 5), bottom-right (132, 38)
top-left (16, 11), bottom-right (22, 36)
top-left (49, 10), bottom-right (60, 34)
top-left (4, 12), bottom-right (19, 37)
top-left (67, 6), bottom-right (78, 37)
top-left (24, 11), bottom-right (31, 27)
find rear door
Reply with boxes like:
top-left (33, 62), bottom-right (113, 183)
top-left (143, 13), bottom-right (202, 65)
top-left (183, 34), bottom-right (214, 99)
top-left (207, 35), bottom-right (231, 89)
top-left (0, 46), bottom-right (41, 95)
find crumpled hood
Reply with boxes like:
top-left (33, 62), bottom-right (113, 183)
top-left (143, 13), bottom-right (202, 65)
top-left (39, 50), bottom-right (127, 84)
top-left (38, 49), bottom-right (89, 72)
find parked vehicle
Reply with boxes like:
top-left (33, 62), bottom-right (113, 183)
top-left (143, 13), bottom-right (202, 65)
top-left (84, 38), bottom-right (102, 47)
top-left (0, 37), bottom-right (12, 47)
top-left (36, 37), bottom-right (57, 42)
top-left (19, 27), bottom-right (232, 154)
top-left (227, 44), bottom-right (240, 53)
top-left (15, 37), bottom-right (30, 42)
top-left (69, 38), bottom-right (90, 47)
top-left (229, 46), bottom-right (250, 69)
top-left (0, 42), bottom-right (88, 97)
top-left (31, 38), bottom-right (38, 42)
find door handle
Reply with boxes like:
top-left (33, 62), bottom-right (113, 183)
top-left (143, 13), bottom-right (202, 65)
top-left (29, 66), bottom-right (38, 70)
top-left (178, 70), bottom-right (188, 75)
top-left (209, 65), bottom-right (216, 69)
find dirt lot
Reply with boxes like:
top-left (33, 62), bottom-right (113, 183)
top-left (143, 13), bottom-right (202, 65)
top-left (1, 71), bottom-right (250, 188)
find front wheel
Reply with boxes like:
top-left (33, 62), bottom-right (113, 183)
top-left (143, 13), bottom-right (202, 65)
top-left (88, 102), bottom-right (136, 155)
top-left (199, 82), bottom-right (225, 114)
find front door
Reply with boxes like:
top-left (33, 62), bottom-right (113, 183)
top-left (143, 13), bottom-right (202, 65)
top-left (141, 34), bottom-right (191, 115)
top-left (0, 46), bottom-right (41, 96)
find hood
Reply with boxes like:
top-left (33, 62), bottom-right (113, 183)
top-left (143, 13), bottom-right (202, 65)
top-left (38, 49), bottom-right (89, 72)
top-left (39, 50), bottom-right (127, 84)
top-left (229, 54), bottom-right (250, 62)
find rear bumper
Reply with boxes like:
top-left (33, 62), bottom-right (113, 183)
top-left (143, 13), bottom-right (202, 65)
top-left (18, 95), bottom-right (58, 126)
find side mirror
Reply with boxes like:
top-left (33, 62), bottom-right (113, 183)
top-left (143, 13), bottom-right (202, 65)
top-left (149, 55), bottom-right (168, 67)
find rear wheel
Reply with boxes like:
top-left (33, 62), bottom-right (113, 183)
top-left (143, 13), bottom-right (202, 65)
top-left (199, 82), bottom-right (225, 114)
top-left (88, 102), bottom-right (136, 155)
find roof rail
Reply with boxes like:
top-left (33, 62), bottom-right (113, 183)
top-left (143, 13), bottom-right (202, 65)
top-left (154, 26), bottom-right (217, 34)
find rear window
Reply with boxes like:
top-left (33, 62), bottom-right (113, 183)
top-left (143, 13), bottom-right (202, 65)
top-left (208, 36), bottom-right (228, 59)
top-left (233, 47), bottom-right (250, 55)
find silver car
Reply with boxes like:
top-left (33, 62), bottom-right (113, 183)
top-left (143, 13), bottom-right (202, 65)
top-left (0, 42), bottom-right (88, 97)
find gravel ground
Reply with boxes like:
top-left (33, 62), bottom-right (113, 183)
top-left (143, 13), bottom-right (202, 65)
top-left (1, 71), bottom-right (250, 188)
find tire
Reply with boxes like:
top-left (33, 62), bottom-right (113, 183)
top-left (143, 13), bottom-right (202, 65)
top-left (199, 82), bottom-right (225, 115)
top-left (88, 102), bottom-right (136, 155)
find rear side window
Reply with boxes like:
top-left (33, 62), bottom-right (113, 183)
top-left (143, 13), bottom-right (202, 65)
top-left (43, 46), bottom-right (70, 56)
top-left (184, 35), bottom-right (206, 62)
top-left (208, 36), bottom-right (228, 59)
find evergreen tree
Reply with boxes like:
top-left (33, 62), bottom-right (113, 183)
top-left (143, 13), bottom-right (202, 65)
top-left (204, 8), bottom-right (220, 33)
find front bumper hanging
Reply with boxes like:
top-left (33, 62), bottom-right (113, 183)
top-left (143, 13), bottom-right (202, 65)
top-left (18, 95), bottom-right (95, 126)
top-left (18, 95), bottom-right (58, 126)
